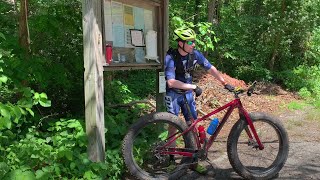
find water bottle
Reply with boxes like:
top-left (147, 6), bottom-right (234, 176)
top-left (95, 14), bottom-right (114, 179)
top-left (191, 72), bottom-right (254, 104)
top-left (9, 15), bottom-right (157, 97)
top-left (105, 44), bottom-right (112, 64)
top-left (198, 125), bottom-right (206, 144)
top-left (207, 118), bottom-right (219, 135)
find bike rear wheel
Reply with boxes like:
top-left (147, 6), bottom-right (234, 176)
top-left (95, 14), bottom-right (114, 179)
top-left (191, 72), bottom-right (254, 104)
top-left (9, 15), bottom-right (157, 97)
top-left (227, 112), bottom-right (289, 180)
top-left (122, 112), bottom-right (196, 180)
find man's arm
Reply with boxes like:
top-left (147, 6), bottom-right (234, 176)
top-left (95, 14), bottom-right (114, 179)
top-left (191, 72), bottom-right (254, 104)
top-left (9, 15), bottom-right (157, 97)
top-left (193, 50), bottom-right (226, 86)
top-left (167, 79), bottom-right (197, 90)
top-left (207, 66), bottom-right (227, 86)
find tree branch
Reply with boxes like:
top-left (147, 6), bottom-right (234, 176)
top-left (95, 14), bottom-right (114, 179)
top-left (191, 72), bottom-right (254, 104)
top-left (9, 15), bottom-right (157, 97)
top-left (108, 100), bottom-right (156, 109)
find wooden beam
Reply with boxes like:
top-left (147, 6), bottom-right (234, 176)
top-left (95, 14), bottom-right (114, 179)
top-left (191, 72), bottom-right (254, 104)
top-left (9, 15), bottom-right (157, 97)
top-left (103, 62), bottom-right (161, 71)
top-left (113, 0), bottom-right (160, 9)
top-left (82, 0), bottom-right (105, 162)
top-left (155, 0), bottom-right (168, 111)
top-left (104, 66), bottom-right (161, 71)
top-left (163, 0), bottom-right (169, 57)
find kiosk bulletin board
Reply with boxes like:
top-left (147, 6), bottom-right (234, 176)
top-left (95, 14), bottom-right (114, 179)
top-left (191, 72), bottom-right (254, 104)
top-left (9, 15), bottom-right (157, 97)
top-left (103, 0), bottom-right (164, 71)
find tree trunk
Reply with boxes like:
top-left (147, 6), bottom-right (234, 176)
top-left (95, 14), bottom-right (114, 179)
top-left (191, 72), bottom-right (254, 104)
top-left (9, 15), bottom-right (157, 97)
top-left (269, 35), bottom-right (280, 71)
top-left (269, 0), bottom-right (286, 71)
top-left (18, 0), bottom-right (30, 53)
top-left (208, 0), bottom-right (218, 25)
top-left (194, 0), bottom-right (201, 24)
top-left (206, 0), bottom-right (219, 58)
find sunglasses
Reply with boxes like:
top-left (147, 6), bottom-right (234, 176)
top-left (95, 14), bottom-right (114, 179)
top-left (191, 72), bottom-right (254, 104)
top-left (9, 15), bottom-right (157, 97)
top-left (185, 40), bottom-right (195, 45)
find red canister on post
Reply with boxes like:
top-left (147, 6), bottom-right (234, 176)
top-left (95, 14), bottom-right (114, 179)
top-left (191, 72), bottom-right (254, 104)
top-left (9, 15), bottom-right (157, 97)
top-left (106, 44), bottom-right (112, 64)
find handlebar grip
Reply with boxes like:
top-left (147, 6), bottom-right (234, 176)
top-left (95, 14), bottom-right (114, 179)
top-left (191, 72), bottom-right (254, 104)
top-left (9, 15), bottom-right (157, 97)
top-left (247, 81), bottom-right (257, 96)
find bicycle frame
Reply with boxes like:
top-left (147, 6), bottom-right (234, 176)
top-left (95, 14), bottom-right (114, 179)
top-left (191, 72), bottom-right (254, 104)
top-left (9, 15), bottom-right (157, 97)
top-left (161, 94), bottom-right (264, 158)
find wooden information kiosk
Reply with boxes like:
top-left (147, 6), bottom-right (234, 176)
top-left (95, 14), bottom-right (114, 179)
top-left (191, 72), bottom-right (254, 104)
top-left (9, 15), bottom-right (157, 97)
top-left (83, 0), bottom-right (169, 162)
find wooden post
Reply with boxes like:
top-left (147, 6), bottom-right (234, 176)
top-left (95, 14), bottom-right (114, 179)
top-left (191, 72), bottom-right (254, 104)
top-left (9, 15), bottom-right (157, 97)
top-left (156, 0), bottom-right (169, 111)
top-left (163, 0), bottom-right (169, 57)
top-left (82, 0), bottom-right (105, 162)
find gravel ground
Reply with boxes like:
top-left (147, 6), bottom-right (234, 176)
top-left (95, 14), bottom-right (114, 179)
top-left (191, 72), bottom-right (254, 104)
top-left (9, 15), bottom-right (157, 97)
top-left (178, 107), bottom-right (320, 180)
top-left (178, 141), bottom-right (320, 180)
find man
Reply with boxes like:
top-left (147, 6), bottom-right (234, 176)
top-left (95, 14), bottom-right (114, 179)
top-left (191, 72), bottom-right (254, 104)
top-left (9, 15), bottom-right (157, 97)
top-left (164, 27), bottom-right (234, 174)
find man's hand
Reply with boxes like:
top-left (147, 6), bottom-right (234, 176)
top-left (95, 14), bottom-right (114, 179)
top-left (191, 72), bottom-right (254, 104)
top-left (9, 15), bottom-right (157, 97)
top-left (224, 84), bottom-right (235, 92)
top-left (194, 86), bottom-right (202, 97)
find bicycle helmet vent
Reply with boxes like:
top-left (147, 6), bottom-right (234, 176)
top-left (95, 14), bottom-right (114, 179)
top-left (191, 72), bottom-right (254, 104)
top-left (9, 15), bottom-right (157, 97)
top-left (173, 27), bottom-right (196, 41)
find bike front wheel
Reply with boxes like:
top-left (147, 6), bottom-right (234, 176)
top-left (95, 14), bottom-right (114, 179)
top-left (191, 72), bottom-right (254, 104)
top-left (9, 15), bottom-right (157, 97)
top-left (227, 112), bottom-right (289, 180)
top-left (122, 112), bottom-right (196, 180)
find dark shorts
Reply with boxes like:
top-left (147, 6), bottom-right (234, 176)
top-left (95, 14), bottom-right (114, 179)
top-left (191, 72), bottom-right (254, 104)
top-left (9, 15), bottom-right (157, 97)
top-left (165, 90), bottom-right (198, 122)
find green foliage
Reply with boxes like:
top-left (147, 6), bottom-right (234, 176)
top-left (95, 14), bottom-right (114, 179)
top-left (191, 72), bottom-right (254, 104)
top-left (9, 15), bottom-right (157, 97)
top-left (104, 70), bottom-right (158, 106)
top-left (3, 168), bottom-right (36, 180)
top-left (114, 70), bottom-right (156, 98)
top-left (104, 79), bottom-right (137, 105)
top-left (275, 25), bottom-right (320, 103)
top-left (106, 149), bottom-right (124, 179)
top-left (313, 100), bottom-right (320, 109)
top-left (0, 118), bottom-right (113, 179)
top-left (203, 0), bottom-right (320, 83)
top-left (7, 0), bottom-right (84, 115)
top-left (281, 65), bottom-right (320, 101)
top-left (169, 0), bottom-right (208, 23)
top-left (0, 36), bottom-right (51, 131)
top-left (298, 87), bottom-right (312, 99)
top-left (305, 27), bottom-right (320, 65)
top-left (104, 100), bottom-right (150, 178)
top-left (103, 70), bottom-right (156, 179)
top-left (0, 88), bottom-right (49, 129)
top-left (1, 1), bottom-right (157, 179)
top-left (0, 162), bottom-right (10, 178)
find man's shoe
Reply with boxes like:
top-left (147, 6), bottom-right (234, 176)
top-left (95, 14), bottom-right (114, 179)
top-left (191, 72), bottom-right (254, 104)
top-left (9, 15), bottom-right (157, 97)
top-left (167, 161), bottom-right (177, 172)
top-left (191, 164), bottom-right (208, 175)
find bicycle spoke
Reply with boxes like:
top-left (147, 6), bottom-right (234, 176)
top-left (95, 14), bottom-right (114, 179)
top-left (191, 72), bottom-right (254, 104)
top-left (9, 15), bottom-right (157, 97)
top-left (131, 120), bottom-right (190, 176)
top-left (227, 112), bottom-right (288, 179)
top-left (237, 120), bottom-right (280, 170)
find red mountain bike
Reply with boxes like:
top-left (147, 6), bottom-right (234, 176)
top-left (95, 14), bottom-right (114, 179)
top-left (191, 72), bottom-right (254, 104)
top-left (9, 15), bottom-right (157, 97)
top-left (122, 82), bottom-right (289, 179)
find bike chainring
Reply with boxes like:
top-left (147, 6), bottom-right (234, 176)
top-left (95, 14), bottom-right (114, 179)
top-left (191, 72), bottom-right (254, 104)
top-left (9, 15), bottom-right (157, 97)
top-left (152, 141), bottom-right (169, 164)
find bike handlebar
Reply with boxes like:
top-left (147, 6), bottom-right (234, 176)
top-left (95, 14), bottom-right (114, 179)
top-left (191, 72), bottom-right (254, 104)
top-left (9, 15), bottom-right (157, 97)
top-left (231, 81), bottom-right (257, 97)
top-left (172, 81), bottom-right (257, 97)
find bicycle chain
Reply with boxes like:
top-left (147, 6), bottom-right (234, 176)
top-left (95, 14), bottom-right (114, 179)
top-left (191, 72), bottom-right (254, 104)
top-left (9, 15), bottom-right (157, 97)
top-left (152, 141), bottom-right (209, 175)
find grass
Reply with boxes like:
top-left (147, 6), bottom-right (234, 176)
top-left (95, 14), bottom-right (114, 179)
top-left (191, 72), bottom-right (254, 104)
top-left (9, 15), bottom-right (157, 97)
top-left (284, 101), bottom-right (320, 131)
top-left (286, 118), bottom-right (303, 127)
top-left (287, 101), bottom-right (308, 110)
top-left (305, 108), bottom-right (320, 122)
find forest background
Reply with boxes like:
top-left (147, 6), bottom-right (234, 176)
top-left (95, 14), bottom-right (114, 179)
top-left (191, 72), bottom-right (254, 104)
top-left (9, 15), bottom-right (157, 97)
top-left (0, 0), bottom-right (319, 179)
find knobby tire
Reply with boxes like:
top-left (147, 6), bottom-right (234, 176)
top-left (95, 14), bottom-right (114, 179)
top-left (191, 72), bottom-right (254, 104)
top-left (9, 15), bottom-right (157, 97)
top-left (227, 112), bottom-right (289, 180)
top-left (122, 112), bottom-right (196, 180)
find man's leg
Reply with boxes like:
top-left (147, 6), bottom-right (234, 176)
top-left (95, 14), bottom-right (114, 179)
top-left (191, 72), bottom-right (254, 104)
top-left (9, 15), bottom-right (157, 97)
top-left (180, 92), bottom-right (208, 175)
top-left (180, 92), bottom-right (197, 124)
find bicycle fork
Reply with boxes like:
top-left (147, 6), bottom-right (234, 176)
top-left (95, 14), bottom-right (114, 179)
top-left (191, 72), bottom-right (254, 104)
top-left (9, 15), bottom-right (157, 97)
top-left (239, 105), bottom-right (264, 150)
